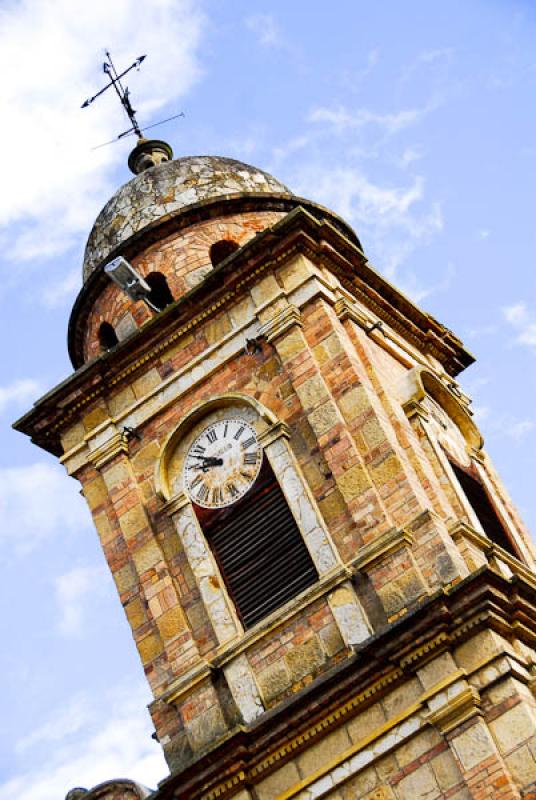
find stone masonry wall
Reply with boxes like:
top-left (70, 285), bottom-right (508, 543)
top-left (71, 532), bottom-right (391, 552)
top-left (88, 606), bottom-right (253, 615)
top-left (60, 244), bottom-right (536, 782)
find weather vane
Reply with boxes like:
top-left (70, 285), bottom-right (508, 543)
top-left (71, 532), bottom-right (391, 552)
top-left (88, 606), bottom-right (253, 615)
top-left (81, 50), bottom-right (184, 148)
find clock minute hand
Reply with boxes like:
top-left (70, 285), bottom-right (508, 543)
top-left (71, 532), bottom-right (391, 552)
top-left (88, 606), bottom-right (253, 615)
top-left (190, 455), bottom-right (224, 469)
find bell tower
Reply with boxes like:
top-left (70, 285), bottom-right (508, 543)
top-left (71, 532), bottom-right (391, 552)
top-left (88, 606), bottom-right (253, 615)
top-left (16, 139), bottom-right (536, 800)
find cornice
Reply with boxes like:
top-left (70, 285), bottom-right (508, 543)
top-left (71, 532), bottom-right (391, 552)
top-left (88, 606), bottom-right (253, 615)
top-left (153, 567), bottom-right (536, 800)
top-left (14, 206), bottom-right (474, 456)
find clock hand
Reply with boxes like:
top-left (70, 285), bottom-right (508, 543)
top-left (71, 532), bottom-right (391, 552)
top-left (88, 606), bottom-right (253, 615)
top-left (190, 456), bottom-right (224, 469)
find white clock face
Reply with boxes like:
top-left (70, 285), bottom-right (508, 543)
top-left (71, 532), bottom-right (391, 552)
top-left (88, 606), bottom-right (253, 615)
top-left (183, 418), bottom-right (262, 509)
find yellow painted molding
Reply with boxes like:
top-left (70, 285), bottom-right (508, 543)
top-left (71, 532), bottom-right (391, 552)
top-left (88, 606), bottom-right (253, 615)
top-left (399, 632), bottom-right (450, 669)
top-left (425, 685), bottom-right (481, 734)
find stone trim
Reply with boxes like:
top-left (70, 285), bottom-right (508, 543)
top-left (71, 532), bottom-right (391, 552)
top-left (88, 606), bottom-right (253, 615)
top-left (258, 304), bottom-right (302, 341)
top-left (450, 520), bottom-right (536, 590)
top-left (87, 430), bottom-right (129, 470)
top-left (277, 669), bottom-right (471, 800)
top-left (353, 526), bottom-right (414, 571)
top-left (425, 685), bottom-right (481, 734)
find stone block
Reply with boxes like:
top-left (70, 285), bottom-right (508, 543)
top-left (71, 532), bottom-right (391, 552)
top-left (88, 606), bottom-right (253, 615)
top-left (257, 659), bottom-right (291, 704)
top-left (185, 703), bottom-right (227, 751)
top-left (505, 743), bottom-right (536, 787)
top-left (346, 702), bottom-right (386, 744)
top-left (131, 441), bottom-right (161, 475)
top-left (278, 254), bottom-right (313, 292)
top-left (113, 562), bottom-right (138, 594)
top-left (94, 512), bottom-right (114, 545)
top-left (275, 329), bottom-right (306, 363)
top-left (228, 295), bottom-right (255, 328)
top-left (83, 475), bottom-right (108, 511)
top-left (156, 606), bottom-right (186, 641)
top-left (308, 401), bottom-right (340, 437)
top-left (451, 720), bottom-right (496, 771)
top-left (338, 385), bottom-right (370, 423)
top-left (119, 505), bottom-right (148, 541)
top-left (204, 312), bottom-right (232, 345)
top-left (285, 635), bottom-right (325, 682)
top-left (60, 421), bottom-right (86, 452)
top-left (108, 385), bottom-right (136, 417)
top-left (125, 597), bottom-right (147, 631)
top-left (137, 631), bottom-right (163, 663)
top-left (490, 702), bottom-right (536, 754)
top-left (395, 728), bottom-right (442, 768)
top-left (295, 375), bottom-right (329, 411)
top-left (319, 621), bottom-right (345, 657)
top-left (455, 629), bottom-right (508, 673)
top-left (256, 761), bottom-right (301, 800)
top-left (133, 539), bottom-right (162, 575)
top-left (430, 749), bottom-right (463, 791)
top-left (297, 725), bottom-right (351, 778)
top-left (132, 368), bottom-right (162, 399)
top-left (377, 567), bottom-right (427, 617)
top-left (417, 652), bottom-right (458, 691)
top-left (341, 767), bottom-right (378, 798)
top-left (102, 459), bottom-right (130, 490)
top-left (397, 762), bottom-right (440, 799)
top-left (337, 463), bottom-right (371, 501)
top-left (382, 678), bottom-right (422, 719)
top-left (83, 405), bottom-right (109, 432)
top-left (250, 274), bottom-right (281, 308)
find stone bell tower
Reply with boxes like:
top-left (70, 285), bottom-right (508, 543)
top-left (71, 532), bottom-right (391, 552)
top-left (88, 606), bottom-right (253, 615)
top-left (16, 138), bottom-right (536, 800)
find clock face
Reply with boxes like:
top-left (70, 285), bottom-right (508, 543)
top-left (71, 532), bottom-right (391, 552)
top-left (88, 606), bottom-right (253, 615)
top-left (183, 418), bottom-right (262, 509)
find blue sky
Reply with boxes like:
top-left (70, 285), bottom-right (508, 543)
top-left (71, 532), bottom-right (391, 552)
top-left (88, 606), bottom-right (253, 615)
top-left (1, 1), bottom-right (535, 796)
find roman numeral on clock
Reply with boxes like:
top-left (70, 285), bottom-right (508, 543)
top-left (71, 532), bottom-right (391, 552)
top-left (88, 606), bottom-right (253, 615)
top-left (196, 482), bottom-right (209, 503)
top-left (192, 444), bottom-right (206, 455)
top-left (211, 487), bottom-right (223, 505)
top-left (189, 473), bottom-right (203, 490)
top-left (234, 425), bottom-right (245, 440)
top-left (241, 436), bottom-right (256, 450)
top-left (206, 428), bottom-right (217, 444)
top-left (243, 452), bottom-right (258, 465)
top-left (226, 481), bottom-right (239, 498)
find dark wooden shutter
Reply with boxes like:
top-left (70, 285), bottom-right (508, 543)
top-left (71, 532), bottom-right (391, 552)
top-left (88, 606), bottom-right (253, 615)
top-left (450, 461), bottom-right (517, 556)
top-left (202, 460), bottom-right (318, 629)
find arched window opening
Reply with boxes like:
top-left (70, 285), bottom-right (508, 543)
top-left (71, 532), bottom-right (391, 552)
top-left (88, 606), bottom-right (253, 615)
top-left (145, 272), bottom-right (174, 311)
top-left (449, 460), bottom-right (517, 557)
top-left (99, 322), bottom-right (119, 352)
top-left (209, 239), bottom-right (240, 268)
top-left (195, 457), bottom-right (318, 629)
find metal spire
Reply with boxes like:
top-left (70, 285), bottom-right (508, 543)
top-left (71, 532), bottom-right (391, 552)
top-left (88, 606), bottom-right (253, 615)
top-left (81, 50), bottom-right (146, 139)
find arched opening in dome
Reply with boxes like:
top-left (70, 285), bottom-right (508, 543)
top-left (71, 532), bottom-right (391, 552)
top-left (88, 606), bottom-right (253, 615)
top-left (145, 272), bottom-right (174, 311)
top-left (210, 239), bottom-right (240, 267)
top-left (99, 322), bottom-right (119, 352)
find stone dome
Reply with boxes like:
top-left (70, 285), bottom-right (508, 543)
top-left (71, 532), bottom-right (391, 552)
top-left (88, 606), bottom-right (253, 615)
top-left (83, 156), bottom-right (292, 281)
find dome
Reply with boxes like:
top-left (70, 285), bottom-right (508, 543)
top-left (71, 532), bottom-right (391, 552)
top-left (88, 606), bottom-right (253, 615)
top-left (83, 156), bottom-right (292, 281)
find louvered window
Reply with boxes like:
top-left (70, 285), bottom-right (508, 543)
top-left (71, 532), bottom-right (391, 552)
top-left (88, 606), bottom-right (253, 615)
top-left (450, 461), bottom-right (517, 557)
top-left (197, 459), bottom-right (318, 629)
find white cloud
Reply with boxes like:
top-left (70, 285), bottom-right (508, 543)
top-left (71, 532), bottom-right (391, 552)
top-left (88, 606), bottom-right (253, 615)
top-left (505, 419), bottom-right (535, 439)
top-left (55, 565), bottom-right (108, 637)
top-left (503, 302), bottom-right (536, 349)
top-left (41, 269), bottom-right (81, 309)
top-left (2, 683), bottom-right (167, 800)
top-left (246, 13), bottom-right (283, 48)
top-left (291, 165), bottom-right (443, 289)
top-left (16, 694), bottom-right (93, 754)
top-left (308, 104), bottom-right (430, 136)
top-left (0, 378), bottom-right (43, 414)
top-left (0, 462), bottom-right (91, 558)
top-left (0, 0), bottom-right (205, 266)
